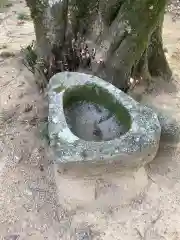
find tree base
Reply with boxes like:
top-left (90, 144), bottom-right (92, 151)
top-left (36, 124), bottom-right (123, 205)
top-left (25, 0), bottom-right (171, 93)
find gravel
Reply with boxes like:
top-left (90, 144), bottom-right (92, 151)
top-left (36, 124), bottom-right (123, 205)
top-left (166, 0), bottom-right (180, 20)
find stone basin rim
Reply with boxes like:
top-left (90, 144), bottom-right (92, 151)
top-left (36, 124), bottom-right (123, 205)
top-left (48, 72), bottom-right (161, 164)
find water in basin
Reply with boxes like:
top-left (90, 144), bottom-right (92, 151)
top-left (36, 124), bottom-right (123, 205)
top-left (64, 101), bottom-right (127, 142)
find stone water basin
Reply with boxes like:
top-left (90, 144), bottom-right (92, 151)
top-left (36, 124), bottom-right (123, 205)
top-left (48, 72), bottom-right (161, 169)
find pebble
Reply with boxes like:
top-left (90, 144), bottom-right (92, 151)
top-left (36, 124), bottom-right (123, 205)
top-left (166, 0), bottom-right (180, 19)
top-left (4, 235), bottom-right (20, 240)
top-left (75, 230), bottom-right (92, 240)
top-left (24, 104), bottom-right (33, 113)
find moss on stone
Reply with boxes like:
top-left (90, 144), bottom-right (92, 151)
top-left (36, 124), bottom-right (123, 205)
top-left (62, 83), bottom-right (132, 130)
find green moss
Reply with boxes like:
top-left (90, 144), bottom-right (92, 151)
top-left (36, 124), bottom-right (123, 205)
top-left (30, 0), bottom-right (48, 20)
top-left (54, 86), bottom-right (66, 93)
top-left (17, 12), bottom-right (31, 21)
top-left (62, 83), bottom-right (132, 130)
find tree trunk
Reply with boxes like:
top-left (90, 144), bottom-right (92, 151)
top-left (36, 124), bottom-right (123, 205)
top-left (25, 0), bottom-right (171, 91)
top-left (147, 15), bottom-right (172, 80)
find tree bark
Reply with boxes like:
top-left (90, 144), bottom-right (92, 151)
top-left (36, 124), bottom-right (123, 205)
top-left (25, 0), bottom-right (171, 91)
top-left (147, 15), bottom-right (171, 80)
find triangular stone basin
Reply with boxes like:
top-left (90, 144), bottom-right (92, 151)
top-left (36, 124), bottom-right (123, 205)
top-left (48, 72), bottom-right (161, 169)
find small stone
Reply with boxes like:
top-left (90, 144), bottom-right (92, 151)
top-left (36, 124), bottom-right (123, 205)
top-left (14, 156), bottom-right (20, 161)
top-left (75, 228), bottom-right (92, 240)
top-left (4, 234), bottom-right (20, 240)
top-left (39, 164), bottom-right (44, 171)
top-left (18, 81), bottom-right (25, 87)
top-left (17, 20), bottom-right (25, 25)
top-left (57, 167), bottom-right (67, 174)
top-left (0, 51), bottom-right (15, 58)
top-left (29, 115), bottom-right (38, 126)
top-left (19, 93), bottom-right (24, 98)
top-left (0, 44), bottom-right (7, 50)
top-left (24, 104), bottom-right (33, 112)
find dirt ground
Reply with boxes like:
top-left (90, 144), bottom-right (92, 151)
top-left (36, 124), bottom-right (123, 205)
top-left (1, 0), bottom-right (180, 239)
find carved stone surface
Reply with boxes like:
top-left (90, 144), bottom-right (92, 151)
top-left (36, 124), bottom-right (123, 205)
top-left (48, 72), bottom-right (161, 169)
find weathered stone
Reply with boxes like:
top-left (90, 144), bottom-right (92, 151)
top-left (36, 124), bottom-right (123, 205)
top-left (75, 227), bottom-right (92, 240)
top-left (144, 104), bottom-right (180, 143)
top-left (4, 235), bottom-right (20, 240)
top-left (48, 72), bottom-right (161, 170)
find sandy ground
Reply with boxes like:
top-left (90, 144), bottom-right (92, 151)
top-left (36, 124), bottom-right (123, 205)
top-left (1, 0), bottom-right (180, 239)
